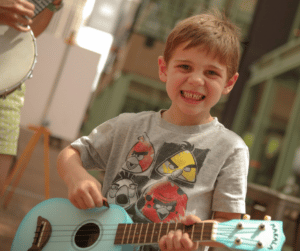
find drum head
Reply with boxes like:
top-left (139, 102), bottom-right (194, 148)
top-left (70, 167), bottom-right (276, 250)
top-left (0, 25), bottom-right (36, 94)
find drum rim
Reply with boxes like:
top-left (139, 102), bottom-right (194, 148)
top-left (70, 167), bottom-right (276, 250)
top-left (0, 27), bottom-right (37, 97)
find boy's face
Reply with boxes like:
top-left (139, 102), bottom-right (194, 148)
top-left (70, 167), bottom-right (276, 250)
top-left (158, 42), bottom-right (238, 125)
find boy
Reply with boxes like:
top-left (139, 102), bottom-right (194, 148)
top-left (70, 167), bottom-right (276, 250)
top-left (57, 10), bottom-right (249, 251)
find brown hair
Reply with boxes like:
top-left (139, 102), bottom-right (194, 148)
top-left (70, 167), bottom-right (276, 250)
top-left (163, 10), bottom-right (241, 80)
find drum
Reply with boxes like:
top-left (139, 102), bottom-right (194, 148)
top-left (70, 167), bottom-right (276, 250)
top-left (0, 25), bottom-right (37, 98)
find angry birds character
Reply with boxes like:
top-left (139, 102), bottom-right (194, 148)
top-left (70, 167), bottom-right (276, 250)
top-left (151, 142), bottom-right (209, 188)
top-left (122, 133), bottom-right (155, 173)
top-left (136, 182), bottom-right (187, 223)
top-left (107, 171), bottom-right (138, 210)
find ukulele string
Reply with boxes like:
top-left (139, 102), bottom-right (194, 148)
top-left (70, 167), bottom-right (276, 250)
top-left (35, 222), bottom-right (214, 232)
top-left (34, 228), bottom-right (215, 234)
top-left (32, 225), bottom-right (214, 244)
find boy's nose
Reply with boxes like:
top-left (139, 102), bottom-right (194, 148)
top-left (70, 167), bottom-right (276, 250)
top-left (189, 73), bottom-right (205, 86)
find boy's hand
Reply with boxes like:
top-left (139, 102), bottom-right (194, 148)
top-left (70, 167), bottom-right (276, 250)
top-left (67, 172), bottom-right (104, 210)
top-left (159, 215), bottom-right (201, 251)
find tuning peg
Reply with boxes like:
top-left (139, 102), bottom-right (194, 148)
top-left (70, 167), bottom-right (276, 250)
top-left (264, 215), bottom-right (271, 221)
top-left (243, 214), bottom-right (251, 220)
top-left (256, 241), bottom-right (264, 248)
top-left (259, 223), bottom-right (265, 230)
top-left (237, 222), bottom-right (244, 229)
top-left (235, 237), bottom-right (243, 245)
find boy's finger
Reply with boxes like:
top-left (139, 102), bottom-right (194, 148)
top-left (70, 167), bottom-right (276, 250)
top-left (173, 230), bottom-right (183, 249)
top-left (181, 215), bottom-right (201, 225)
top-left (89, 186), bottom-right (103, 207)
top-left (75, 197), bottom-right (88, 210)
top-left (180, 233), bottom-right (196, 250)
top-left (165, 231), bottom-right (174, 249)
top-left (69, 197), bottom-right (80, 209)
top-left (82, 193), bottom-right (96, 208)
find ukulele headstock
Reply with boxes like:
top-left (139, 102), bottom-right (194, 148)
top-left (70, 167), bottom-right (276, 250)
top-left (214, 215), bottom-right (286, 250)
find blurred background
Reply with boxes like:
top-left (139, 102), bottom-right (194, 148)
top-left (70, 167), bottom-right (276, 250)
top-left (1, 0), bottom-right (300, 250)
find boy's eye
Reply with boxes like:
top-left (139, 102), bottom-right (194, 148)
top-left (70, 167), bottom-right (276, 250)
top-left (207, 70), bottom-right (217, 75)
top-left (179, 65), bottom-right (190, 70)
top-left (207, 70), bottom-right (220, 76)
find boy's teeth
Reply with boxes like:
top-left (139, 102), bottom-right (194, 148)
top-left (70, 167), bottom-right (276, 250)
top-left (181, 91), bottom-right (204, 100)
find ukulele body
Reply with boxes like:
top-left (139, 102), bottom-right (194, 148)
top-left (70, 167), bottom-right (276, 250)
top-left (12, 198), bottom-right (136, 251)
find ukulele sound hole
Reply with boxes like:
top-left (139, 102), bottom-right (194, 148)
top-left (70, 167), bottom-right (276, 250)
top-left (74, 223), bottom-right (100, 248)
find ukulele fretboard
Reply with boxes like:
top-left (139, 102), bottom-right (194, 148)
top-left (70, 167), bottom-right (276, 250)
top-left (29, 0), bottom-right (54, 17)
top-left (114, 222), bottom-right (214, 245)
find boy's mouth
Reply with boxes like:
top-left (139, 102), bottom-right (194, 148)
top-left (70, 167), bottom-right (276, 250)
top-left (180, 91), bottom-right (205, 101)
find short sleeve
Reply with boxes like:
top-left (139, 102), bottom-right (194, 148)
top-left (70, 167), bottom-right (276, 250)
top-left (71, 117), bottom-right (118, 170)
top-left (212, 147), bottom-right (249, 214)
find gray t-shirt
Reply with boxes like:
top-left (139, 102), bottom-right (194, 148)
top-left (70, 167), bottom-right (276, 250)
top-left (71, 111), bottom-right (249, 251)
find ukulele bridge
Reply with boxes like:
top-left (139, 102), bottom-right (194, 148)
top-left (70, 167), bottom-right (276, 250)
top-left (27, 216), bottom-right (52, 251)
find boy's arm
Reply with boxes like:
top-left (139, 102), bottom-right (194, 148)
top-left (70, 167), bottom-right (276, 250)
top-left (57, 145), bottom-right (105, 209)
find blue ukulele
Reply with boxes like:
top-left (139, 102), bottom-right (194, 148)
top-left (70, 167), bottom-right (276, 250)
top-left (12, 198), bottom-right (285, 250)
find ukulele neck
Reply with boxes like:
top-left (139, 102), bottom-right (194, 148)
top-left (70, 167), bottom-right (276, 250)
top-left (114, 222), bottom-right (216, 245)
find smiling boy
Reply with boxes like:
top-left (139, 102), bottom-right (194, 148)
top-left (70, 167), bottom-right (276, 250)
top-left (158, 42), bottom-right (238, 126)
top-left (57, 10), bottom-right (249, 251)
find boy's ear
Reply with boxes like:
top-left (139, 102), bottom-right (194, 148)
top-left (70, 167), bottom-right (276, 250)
top-left (158, 56), bottom-right (167, 82)
top-left (222, 72), bottom-right (239, 95)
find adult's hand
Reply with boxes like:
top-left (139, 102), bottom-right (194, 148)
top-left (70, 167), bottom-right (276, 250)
top-left (0, 0), bottom-right (35, 31)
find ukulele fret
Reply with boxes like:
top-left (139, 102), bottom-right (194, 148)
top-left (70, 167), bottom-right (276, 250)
top-left (150, 223), bottom-right (155, 243)
top-left (153, 223), bottom-right (162, 243)
top-left (158, 223), bottom-right (163, 241)
top-left (122, 224), bottom-right (127, 244)
top-left (160, 223), bottom-right (169, 240)
top-left (127, 224), bottom-right (133, 244)
top-left (204, 223), bottom-right (213, 241)
top-left (145, 223), bottom-right (154, 244)
top-left (135, 223), bottom-right (141, 244)
top-left (144, 223), bottom-right (149, 244)
top-left (168, 222), bottom-right (176, 233)
top-left (191, 224), bottom-right (195, 240)
top-left (132, 224), bottom-right (138, 244)
top-left (201, 223), bottom-right (204, 241)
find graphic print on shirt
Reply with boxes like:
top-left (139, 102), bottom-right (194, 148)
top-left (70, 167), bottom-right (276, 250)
top-left (151, 142), bottom-right (210, 188)
top-left (121, 133), bottom-right (155, 173)
top-left (134, 181), bottom-right (188, 223)
top-left (107, 171), bottom-right (139, 211)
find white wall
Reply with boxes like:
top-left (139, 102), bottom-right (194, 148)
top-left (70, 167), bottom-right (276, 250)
top-left (20, 33), bottom-right (101, 142)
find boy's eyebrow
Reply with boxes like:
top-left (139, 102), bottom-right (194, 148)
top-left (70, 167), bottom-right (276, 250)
top-left (206, 64), bottom-right (225, 71)
top-left (174, 59), bottom-right (192, 64)
top-left (174, 59), bottom-right (224, 71)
